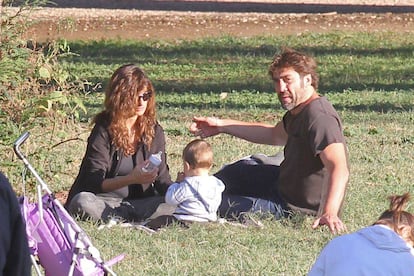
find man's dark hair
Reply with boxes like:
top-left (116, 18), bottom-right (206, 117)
top-left (268, 48), bottom-right (319, 90)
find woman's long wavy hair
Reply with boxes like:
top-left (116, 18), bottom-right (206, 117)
top-left (374, 193), bottom-right (414, 244)
top-left (94, 64), bottom-right (156, 155)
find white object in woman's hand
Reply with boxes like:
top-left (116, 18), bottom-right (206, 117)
top-left (133, 163), bottom-right (158, 185)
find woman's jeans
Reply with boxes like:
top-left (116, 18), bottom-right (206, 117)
top-left (67, 192), bottom-right (169, 222)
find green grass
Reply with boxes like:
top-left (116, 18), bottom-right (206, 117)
top-left (1, 31), bottom-right (414, 275)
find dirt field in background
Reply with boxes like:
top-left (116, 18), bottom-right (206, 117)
top-left (3, 0), bottom-right (412, 42)
top-left (19, 9), bottom-right (414, 41)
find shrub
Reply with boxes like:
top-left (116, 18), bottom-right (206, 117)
top-left (0, 0), bottom-right (86, 132)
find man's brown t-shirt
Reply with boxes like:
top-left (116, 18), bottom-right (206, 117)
top-left (278, 97), bottom-right (347, 215)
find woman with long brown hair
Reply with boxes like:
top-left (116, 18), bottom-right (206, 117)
top-left (65, 64), bottom-right (172, 222)
top-left (309, 193), bottom-right (414, 275)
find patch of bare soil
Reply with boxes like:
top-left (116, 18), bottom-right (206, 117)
top-left (19, 8), bottom-right (414, 41)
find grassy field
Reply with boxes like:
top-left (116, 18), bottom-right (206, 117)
top-left (1, 31), bottom-right (414, 275)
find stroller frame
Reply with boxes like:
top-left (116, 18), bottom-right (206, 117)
top-left (14, 132), bottom-right (122, 276)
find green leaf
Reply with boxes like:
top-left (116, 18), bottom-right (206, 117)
top-left (48, 91), bottom-right (68, 105)
top-left (72, 96), bottom-right (87, 114)
top-left (38, 66), bottom-right (51, 79)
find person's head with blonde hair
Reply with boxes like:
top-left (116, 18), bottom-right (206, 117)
top-left (374, 193), bottom-right (414, 246)
top-left (182, 139), bottom-right (213, 176)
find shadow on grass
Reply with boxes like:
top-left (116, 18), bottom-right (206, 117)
top-left (68, 40), bottom-right (414, 65)
top-left (82, 93), bottom-right (413, 122)
top-left (64, 39), bottom-right (414, 114)
top-left (44, 0), bottom-right (414, 14)
top-left (156, 99), bottom-right (413, 113)
top-left (334, 102), bottom-right (414, 113)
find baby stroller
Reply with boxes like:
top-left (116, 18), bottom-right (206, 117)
top-left (14, 132), bottom-right (124, 276)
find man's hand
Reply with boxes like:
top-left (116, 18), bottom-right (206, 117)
top-left (312, 213), bottom-right (347, 234)
top-left (189, 116), bottom-right (220, 138)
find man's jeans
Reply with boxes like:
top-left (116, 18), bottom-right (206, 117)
top-left (219, 194), bottom-right (288, 220)
top-left (215, 152), bottom-right (288, 220)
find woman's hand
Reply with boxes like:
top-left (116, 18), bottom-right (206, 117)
top-left (102, 161), bottom-right (158, 192)
top-left (189, 116), bottom-right (221, 138)
top-left (130, 161), bottom-right (159, 185)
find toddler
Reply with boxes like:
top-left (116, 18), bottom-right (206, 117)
top-left (146, 139), bottom-right (224, 229)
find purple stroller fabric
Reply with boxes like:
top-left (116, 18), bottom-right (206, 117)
top-left (20, 195), bottom-right (121, 276)
top-left (14, 131), bottom-right (123, 275)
